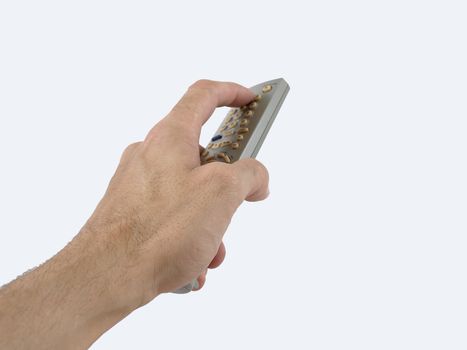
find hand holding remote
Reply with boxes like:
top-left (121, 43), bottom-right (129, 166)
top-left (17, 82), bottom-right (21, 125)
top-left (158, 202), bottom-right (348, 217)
top-left (83, 80), bottom-right (271, 299)
top-left (0, 80), bottom-right (271, 350)
top-left (174, 78), bottom-right (289, 293)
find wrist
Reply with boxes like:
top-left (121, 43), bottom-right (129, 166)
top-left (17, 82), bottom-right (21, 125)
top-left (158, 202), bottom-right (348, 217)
top-left (72, 226), bottom-right (154, 313)
top-left (77, 220), bottom-right (165, 310)
top-left (45, 229), bottom-right (136, 347)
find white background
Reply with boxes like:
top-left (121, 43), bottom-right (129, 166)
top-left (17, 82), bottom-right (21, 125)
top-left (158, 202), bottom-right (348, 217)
top-left (1, 1), bottom-right (466, 349)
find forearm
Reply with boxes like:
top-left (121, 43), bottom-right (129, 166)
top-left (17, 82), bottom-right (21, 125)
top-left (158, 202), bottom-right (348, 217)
top-left (0, 229), bottom-right (136, 350)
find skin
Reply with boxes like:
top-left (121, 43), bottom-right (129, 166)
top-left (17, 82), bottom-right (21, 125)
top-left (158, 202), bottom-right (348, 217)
top-left (0, 80), bottom-right (269, 350)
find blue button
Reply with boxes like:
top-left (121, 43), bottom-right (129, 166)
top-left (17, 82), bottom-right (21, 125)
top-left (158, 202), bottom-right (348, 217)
top-left (211, 134), bottom-right (222, 142)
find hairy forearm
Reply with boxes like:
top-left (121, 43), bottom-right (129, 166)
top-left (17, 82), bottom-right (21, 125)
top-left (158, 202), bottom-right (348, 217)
top-left (0, 230), bottom-right (135, 350)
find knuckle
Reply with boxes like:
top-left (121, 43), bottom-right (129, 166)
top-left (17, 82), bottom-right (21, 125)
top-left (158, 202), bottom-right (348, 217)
top-left (171, 101), bottom-right (202, 123)
top-left (121, 141), bottom-right (142, 159)
top-left (189, 79), bottom-right (213, 90)
top-left (144, 120), bottom-right (175, 144)
top-left (145, 122), bottom-right (163, 142)
top-left (126, 141), bottom-right (142, 152)
top-left (187, 81), bottom-right (216, 103)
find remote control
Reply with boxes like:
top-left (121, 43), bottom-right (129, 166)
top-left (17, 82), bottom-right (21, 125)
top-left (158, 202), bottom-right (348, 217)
top-left (173, 78), bottom-right (290, 294)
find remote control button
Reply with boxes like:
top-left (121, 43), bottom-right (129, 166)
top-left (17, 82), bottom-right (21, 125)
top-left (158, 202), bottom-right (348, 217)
top-left (228, 109), bottom-right (237, 116)
top-left (204, 155), bottom-right (215, 162)
top-left (207, 143), bottom-right (213, 149)
top-left (231, 142), bottom-right (239, 149)
top-left (237, 127), bottom-right (249, 134)
top-left (211, 143), bottom-right (219, 149)
top-left (227, 121), bottom-right (238, 129)
top-left (224, 130), bottom-right (235, 136)
top-left (248, 101), bottom-right (258, 109)
top-left (262, 84), bottom-right (272, 93)
top-left (211, 134), bottom-right (222, 142)
top-left (244, 110), bottom-right (254, 118)
top-left (220, 124), bottom-right (228, 132)
top-left (240, 119), bottom-right (249, 126)
top-left (254, 94), bottom-right (262, 101)
top-left (220, 140), bottom-right (232, 147)
top-left (236, 135), bottom-right (244, 141)
top-left (241, 105), bottom-right (248, 111)
top-left (201, 149), bottom-right (209, 157)
top-left (217, 152), bottom-right (231, 163)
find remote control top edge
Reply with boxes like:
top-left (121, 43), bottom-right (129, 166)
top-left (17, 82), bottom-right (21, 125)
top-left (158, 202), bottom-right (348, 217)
top-left (241, 78), bottom-right (289, 159)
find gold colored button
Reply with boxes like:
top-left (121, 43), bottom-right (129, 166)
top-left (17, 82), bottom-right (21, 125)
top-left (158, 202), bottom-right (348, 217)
top-left (211, 143), bottom-right (219, 149)
top-left (244, 110), bottom-right (254, 118)
top-left (227, 121), bottom-right (238, 129)
top-left (224, 130), bottom-right (235, 136)
top-left (240, 119), bottom-right (249, 126)
top-left (231, 142), bottom-right (239, 149)
top-left (201, 149), bottom-right (209, 157)
top-left (248, 101), bottom-right (258, 109)
top-left (236, 134), bottom-right (244, 141)
top-left (228, 108), bottom-right (238, 116)
top-left (216, 152), bottom-right (231, 163)
top-left (204, 156), bottom-right (215, 162)
top-left (207, 143), bottom-right (213, 149)
top-left (220, 140), bottom-right (232, 147)
top-left (262, 84), bottom-right (272, 93)
top-left (254, 94), bottom-right (262, 101)
top-left (237, 127), bottom-right (249, 134)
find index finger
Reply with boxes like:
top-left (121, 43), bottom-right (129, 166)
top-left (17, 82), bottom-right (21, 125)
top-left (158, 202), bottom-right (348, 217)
top-left (167, 80), bottom-right (256, 136)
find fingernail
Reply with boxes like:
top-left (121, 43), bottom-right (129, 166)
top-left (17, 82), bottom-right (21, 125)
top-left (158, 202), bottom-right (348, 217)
top-left (192, 279), bottom-right (199, 290)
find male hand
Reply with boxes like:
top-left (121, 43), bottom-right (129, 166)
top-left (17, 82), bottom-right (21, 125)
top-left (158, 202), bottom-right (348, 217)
top-left (0, 80), bottom-right (270, 350)
top-left (85, 79), bottom-right (270, 302)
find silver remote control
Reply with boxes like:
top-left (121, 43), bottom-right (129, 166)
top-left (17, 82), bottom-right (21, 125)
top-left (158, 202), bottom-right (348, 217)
top-left (173, 78), bottom-right (290, 294)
